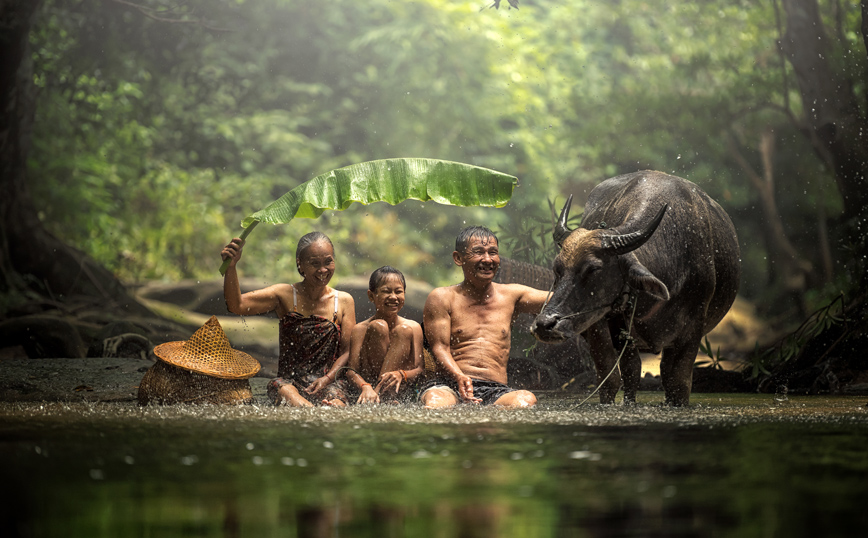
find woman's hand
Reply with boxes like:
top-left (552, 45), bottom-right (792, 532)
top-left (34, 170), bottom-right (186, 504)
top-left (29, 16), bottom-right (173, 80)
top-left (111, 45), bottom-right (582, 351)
top-left (356, 384), bottom-right (380, 404)
top-left (375, 370), bottom-right (405, 395)
top-left (304, 375), bottom-right (332, 395)
top-left (221, 238), bottom-right (245, 268)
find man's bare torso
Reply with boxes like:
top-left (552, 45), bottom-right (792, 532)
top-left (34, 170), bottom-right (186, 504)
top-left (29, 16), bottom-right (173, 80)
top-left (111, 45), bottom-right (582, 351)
top-left (440, 282), bottom-right (522, 384)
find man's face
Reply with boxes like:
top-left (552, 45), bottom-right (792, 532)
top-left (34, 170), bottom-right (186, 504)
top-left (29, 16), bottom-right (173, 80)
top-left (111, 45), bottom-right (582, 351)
top-left (455, 236), bottom-right (500, 283)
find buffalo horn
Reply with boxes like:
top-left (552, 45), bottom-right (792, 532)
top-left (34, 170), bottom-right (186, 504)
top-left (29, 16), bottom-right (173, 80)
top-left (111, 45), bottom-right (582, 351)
top-left (601, 204), bottom-right (668, 254)
top-left (554, 195), bottom-right (574, 247)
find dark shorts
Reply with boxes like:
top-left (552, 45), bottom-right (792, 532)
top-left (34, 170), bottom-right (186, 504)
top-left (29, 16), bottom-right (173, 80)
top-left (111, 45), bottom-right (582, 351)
top-left (419, 377), bottom-right (517, 405)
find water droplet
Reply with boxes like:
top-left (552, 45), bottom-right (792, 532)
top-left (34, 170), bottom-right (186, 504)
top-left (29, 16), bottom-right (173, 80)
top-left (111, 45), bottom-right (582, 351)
top-left (280, 457), bottom-right (295, 466)
top-left (246, 443), bottom-right (255, 450)
top-left (323, 441), bottom-right (334, 449)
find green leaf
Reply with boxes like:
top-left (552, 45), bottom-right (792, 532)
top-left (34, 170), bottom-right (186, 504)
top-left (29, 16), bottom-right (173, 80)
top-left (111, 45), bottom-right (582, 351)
top-left (220, 158), bottom-right (517, 274)
top-left (241, 158), bottom-right (517, 228)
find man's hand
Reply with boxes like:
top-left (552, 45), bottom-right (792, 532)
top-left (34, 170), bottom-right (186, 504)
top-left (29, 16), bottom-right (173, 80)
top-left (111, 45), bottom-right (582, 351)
top-left (457, 374), bottom-right (482, 404)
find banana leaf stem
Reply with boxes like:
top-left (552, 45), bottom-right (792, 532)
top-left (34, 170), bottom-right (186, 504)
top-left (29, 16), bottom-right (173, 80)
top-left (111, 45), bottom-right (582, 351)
top-left (218, 221), bottom-right (259, 276)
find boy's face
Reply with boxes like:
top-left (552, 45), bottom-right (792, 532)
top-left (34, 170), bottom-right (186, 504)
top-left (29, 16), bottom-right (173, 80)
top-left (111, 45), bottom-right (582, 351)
top-left (455, 235), bottom-right (500, 283)
top-left (367, 274), bottom-right (405, 315)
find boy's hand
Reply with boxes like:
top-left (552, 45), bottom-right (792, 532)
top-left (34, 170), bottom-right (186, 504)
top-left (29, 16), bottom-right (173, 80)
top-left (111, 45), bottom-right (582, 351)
top-left (356, 385), bottom-right (380, 404)
top-left (376, 371), bottom-right (404, 394)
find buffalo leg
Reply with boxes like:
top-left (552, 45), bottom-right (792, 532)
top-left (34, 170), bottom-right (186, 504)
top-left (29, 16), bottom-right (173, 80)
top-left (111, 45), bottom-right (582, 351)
top-left (659, 338), bottom-right (698, 406)
top-left (606, 317), bottom-right (641, 404)
top-left (584, 320), bottom-right (621, 404)
top-left (621, 346), bottom-right (642, 404)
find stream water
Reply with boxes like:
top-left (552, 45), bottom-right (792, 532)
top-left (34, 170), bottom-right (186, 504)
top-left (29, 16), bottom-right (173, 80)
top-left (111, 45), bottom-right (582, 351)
top-left (2, 392), bottom-right (867, 537)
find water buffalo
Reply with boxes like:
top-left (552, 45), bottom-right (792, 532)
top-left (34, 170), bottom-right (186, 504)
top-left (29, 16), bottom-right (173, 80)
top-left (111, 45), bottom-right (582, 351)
top-left (531, 171), bottom-right (740, 406)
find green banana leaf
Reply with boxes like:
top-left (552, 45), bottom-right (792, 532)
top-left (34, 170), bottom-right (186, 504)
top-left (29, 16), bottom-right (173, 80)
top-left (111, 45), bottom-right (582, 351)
top-left (220, 158), bottom-right (518, 275)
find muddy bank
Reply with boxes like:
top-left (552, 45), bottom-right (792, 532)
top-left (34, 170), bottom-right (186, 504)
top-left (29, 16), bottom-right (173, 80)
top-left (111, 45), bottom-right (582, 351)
top-left (0, 357), bottom-right (271, 404)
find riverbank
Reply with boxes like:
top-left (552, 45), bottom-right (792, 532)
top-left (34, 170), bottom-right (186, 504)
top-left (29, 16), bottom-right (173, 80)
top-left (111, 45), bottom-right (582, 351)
top-left (0, 357), bottom-right (270, 404)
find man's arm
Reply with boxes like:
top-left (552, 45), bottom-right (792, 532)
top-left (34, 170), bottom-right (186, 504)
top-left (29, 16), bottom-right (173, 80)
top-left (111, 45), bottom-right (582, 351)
top-left (514, 284), bottom-right (552, 315)
top-left (423, 288), bottom-right (481, 403)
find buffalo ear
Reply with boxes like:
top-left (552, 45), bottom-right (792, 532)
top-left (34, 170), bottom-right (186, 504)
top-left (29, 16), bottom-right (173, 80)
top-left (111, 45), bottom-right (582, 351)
top-left (626, 262), bottom-right (670, 301)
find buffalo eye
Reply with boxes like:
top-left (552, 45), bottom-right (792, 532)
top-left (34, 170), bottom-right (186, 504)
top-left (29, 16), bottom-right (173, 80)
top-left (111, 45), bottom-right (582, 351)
top-left (580, 260), bottom-right (603, 281)
top-left (553, 259), bottom-right (565, 279)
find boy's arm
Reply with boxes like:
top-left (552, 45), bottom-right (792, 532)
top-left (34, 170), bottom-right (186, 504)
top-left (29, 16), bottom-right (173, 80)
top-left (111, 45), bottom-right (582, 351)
top-left (406, 323), bottom-right (425, 378)
top-left (345, 322), bottom-right (378, 403)
top-left (345, 324), bottom-right (369, 387)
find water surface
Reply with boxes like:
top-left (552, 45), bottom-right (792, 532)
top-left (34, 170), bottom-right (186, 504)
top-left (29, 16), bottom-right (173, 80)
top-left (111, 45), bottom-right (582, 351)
top-left (2, 393), bottom-right (867, 537)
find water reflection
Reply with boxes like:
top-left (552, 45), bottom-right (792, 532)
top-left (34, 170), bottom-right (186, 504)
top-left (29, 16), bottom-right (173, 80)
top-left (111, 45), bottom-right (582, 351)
top-left (1, 394), bottom-right (867, 537)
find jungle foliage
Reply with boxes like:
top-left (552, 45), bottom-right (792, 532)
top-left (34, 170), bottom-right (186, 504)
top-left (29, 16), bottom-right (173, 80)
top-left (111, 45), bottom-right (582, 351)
top-left (25, 0), bottom-right (866, 320)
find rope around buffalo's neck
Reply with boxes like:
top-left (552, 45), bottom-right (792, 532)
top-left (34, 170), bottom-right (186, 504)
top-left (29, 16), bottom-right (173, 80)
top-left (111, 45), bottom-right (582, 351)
top-left (568, 295), bottom-right (638, 409)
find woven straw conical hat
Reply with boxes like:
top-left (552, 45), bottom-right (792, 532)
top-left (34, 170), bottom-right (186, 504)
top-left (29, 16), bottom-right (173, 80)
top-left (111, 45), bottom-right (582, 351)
top-left (138, 361), bottom-right (254, 406)
top-left (152, 316), bottom-right (260, 379)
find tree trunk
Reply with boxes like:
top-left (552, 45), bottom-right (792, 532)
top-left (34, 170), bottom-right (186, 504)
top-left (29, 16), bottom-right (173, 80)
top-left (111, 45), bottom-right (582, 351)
top-left (0, 0), bottom-right (151, 317)
top-left (780, 0), bottom-right (868, 228)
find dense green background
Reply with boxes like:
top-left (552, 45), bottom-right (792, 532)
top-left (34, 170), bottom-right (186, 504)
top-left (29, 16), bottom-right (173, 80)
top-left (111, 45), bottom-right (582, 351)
top-left (27, 0), bottom-right (866, 314)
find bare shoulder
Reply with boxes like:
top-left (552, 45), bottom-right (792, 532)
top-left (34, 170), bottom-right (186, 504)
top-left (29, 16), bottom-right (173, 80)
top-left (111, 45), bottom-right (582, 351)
top-left (352, 318), bottom-right (371, 335)
top-left (268, 282), bottom-right (294, 292)
top-left (495, 282), bottom-right (534, 298)
top-left (396, 316), bottom-right (422, 330)
top-left (257, 282), bottom-right (294, 298)
top-left (336, 289), bottom-right (356, 306)
top-left (498, 282), bottom-right (550, 311)
top-left (425, 285), bottom-right (457, 307)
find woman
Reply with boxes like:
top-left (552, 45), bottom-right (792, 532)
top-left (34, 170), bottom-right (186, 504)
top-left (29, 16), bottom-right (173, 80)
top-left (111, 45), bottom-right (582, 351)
top-left (345, 266), bottom-right (424, 404)
top-left (221, 232), bottom-right (356, 406)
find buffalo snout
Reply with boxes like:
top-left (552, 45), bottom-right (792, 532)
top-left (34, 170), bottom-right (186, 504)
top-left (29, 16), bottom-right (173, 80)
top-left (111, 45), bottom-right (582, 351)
top-left (531, 312), bottom-right (569, 342)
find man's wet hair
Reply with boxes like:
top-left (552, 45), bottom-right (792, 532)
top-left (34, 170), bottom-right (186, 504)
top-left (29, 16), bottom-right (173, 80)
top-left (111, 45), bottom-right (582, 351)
top-left (369, 266), bottom-right (406, 291)
top-left (296, 231), bottom-right (334, 275)
top-left (455, 226), bottom-right (498, 253)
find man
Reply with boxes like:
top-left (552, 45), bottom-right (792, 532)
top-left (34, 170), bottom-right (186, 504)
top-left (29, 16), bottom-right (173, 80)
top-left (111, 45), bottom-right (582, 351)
top-left (421, 226), bottom-right (551, 408)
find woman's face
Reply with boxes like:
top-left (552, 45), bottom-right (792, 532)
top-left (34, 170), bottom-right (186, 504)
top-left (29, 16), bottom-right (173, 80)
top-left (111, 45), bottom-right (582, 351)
top-left (367, 274), bottom-right (405, 316)
top-left (297, 241), bottom-right (335, 285)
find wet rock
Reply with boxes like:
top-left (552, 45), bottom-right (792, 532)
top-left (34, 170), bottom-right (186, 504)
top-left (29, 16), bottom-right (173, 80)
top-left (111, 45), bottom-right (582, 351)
top-left (89, 333), bottom-right (153, 360)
